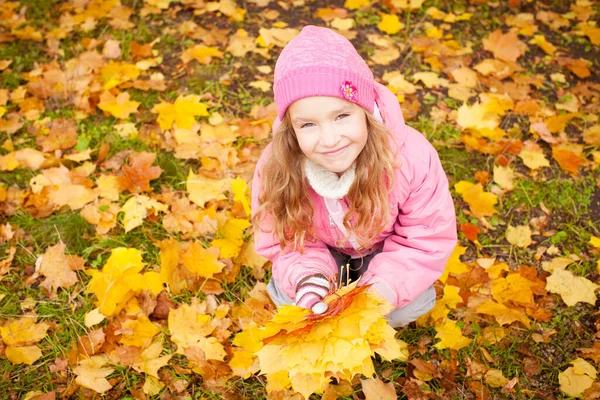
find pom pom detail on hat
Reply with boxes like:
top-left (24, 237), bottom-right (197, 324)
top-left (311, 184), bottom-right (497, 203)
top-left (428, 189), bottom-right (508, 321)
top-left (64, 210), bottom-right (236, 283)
top-left (273, 25), bottom-right (375, 120)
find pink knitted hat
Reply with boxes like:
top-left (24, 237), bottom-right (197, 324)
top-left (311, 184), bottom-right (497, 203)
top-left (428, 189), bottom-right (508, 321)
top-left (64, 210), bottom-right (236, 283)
top-left (273, 25), bottom-right (375, 121)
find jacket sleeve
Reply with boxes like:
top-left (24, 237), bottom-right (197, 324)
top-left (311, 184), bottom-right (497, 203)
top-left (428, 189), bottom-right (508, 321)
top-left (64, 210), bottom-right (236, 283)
top-left (359, 133), bottom-right (457, 308)
top-left (251, 146), bottom-right (338, 300)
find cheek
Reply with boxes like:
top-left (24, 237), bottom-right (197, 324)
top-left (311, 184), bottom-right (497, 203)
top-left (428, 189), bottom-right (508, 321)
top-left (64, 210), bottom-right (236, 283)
top-left (295, 134), bottom-right (317, 154)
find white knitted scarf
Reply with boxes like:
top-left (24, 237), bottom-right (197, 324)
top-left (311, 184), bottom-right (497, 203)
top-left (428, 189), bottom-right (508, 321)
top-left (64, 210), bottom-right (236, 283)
top-left (304, 158), bottom-right (356, 199)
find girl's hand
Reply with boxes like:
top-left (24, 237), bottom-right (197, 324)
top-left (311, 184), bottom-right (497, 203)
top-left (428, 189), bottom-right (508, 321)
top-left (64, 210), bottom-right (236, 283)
top-left (295, 273), bottom-right (331, 314)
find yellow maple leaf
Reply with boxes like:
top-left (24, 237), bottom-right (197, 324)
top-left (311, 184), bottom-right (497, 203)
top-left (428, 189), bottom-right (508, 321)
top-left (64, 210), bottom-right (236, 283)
top-left (121, 194), bottom-right (167, 232)
top-left (505, 224), bottom-right (532, 248)
top-left (152, 95), bottom-right (209, 131)
top-left (229, 348), bottom-right (259, 379)
top-left (181, 242), bottom-right (225, 278)
top-left (212, 218), bottom-right (251, 259)
top-left (456, 103), bottom-right (501, 139)
top-left (454, 181), bottom-right (498, 218)
top-left (230, 177), bottom-right (251, 216)
top-left (133, 339), bottom-right (173, 378)
top-left (377, 14), bottom-right (404, 35)
top-left (492, 273), bottom-right (535, 306)
top-left (344, 0), bottom-right (370, 10)
top-left (158, 239), bottom-right (188, 294)
top-left (73, 356), bottom-right (114, 394)
top-left (412, 71), bottom-right (449, 88)
top-left (0, 313), bottom-right (49, 346)
top-left (86, 248), bottom-right (163, 316)
top-left (186, 169), bottom-right (228, 207)
top-left (519, 148), bottom-right (550, 170)
top-left (546, 269), bottom-right (599, 307)
top-left (425, 285), bottom-right (462, 322)
top-left (438, 243), bottom-right (466, 284)
top-left (168, 298), bottom-right (226, 360)
top-left (119, 316), bottom-right (161, 347)
top-left (101, 62), bottom-right (140, 90)
top-left (5, 345), bottom-right (43, 365)
top-left (476, 300), bottom-right (531, 327)
top-left (132, 339), bottom-right (173, 394)
top-left (433, 319), bottom-right (472, 350)
top-left (181, 45), bottom-right (224, 64)
top-left (97, 91), bottom-right (140, 119)
top-left (559, 358), bottom-right (596, 398)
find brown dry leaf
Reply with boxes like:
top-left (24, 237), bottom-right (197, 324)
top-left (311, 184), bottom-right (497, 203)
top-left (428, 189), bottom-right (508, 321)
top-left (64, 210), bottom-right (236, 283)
top-left (360, 376), bottom-right (397, 400)
top-left (121, 152), bottom-right (163, 193)
top-left (556, 57), bottom-right (592, 79)
top-left (482, 30), bottom-right (527, 62)
top-left (36, 118), bottom-right (78, 152)
top-left (0, 246), bottom-right (16, 279)
top-left (37, 242), bottom-right (83, 294)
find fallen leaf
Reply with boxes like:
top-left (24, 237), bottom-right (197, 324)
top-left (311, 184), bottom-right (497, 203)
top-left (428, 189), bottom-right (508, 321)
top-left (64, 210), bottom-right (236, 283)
top-left (483, 29), bottom-right (527, 62)
top-left (361, 376), bottom-right (397, 400)
top-left (121, 151), bottom-right (163, 193)
top-left (73, 356), bottom-right (114, 394)
top-left (546, 269), bottom-right (599, 306)
top-left (434, 319), bottom-right (472, 350)
top-left (38, 242), bottom-right (82, 293)
top-left (377, 14), bottom-right (403, 35)
top-left (97, 91), bottom-right (140, 119)
top-left (152, 95), bottom-right (209, 131)
top-left (506, 225), bottom-right (532, 248)
top-left (559, 358), bottom-right (596, 398)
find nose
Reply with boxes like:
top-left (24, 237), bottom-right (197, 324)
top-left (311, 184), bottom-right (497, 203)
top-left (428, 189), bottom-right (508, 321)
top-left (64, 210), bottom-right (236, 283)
top-left (319, 124), bottom-right (340, 148)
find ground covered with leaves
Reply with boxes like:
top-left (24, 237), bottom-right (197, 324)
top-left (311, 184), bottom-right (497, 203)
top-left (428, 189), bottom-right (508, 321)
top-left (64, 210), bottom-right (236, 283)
top-left (0, 0), bottom-right (600, 399)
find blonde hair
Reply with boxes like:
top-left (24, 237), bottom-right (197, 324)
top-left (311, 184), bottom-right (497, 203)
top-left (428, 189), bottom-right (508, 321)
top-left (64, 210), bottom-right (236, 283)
top-left (253, 109), bottom-right (397, 253)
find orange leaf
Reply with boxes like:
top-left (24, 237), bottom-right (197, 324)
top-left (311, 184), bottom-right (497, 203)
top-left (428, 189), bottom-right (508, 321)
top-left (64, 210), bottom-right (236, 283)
top-left (482, 30), bottom-right (527, 62)
top-left (460, 222), bottom-right (480, 241)
top-left (121, 152), bottom-right (163, 193)
top-left (552, 146), bottom-right (586, 175)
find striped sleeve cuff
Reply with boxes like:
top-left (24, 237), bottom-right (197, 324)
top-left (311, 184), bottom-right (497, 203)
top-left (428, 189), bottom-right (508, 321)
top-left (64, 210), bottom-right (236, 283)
top-left (295, 274), bottom-right (330, 310)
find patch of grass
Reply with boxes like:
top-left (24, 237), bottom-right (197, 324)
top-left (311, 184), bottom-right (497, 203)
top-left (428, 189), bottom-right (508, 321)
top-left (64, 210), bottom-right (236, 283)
top-left (0, 70), bottom-right (23, 90)
top-left (19, 0), bottom-right (61, 22)
top-left (154, 152), bottom-right (191, 189)
top-left (502, 173), bottom-right (594, 216)
top-left (9, 211), bottom-right (95, 264)
top-left (0, 41), bottom-right (48, 72)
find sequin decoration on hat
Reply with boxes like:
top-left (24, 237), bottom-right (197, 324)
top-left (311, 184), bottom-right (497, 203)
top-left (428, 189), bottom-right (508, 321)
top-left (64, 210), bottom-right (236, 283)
top-left (341, 81), bottom-right (358, 103)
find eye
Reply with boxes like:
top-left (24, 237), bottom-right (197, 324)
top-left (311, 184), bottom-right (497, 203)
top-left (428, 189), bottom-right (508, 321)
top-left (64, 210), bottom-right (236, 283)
top-left (336, 113), bottom-right (350, 120)
top-left (300, 122), bottom-right (315, 129)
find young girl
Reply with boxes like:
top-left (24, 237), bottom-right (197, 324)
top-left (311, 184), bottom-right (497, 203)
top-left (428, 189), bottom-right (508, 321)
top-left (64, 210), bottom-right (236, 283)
top-left (251, 26), bottom-right (457, 327)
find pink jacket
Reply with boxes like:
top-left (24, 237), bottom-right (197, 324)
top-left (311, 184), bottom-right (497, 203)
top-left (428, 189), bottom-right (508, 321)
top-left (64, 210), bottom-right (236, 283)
top-left (251, 83), bottom-right (457, 308)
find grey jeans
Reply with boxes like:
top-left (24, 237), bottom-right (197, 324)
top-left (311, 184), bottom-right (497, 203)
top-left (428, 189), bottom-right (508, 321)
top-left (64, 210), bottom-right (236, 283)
top-left (266, 247), bottom-right (437, 328)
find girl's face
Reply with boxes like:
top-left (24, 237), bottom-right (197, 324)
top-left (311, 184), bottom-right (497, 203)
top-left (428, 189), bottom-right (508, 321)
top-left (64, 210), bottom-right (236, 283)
top-left (288, 96), bottom-right (368, 175)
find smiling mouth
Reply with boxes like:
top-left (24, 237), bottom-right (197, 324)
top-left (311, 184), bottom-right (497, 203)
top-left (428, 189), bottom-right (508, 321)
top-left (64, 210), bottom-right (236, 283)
top-left (322, 145), bottom-right (349, 156)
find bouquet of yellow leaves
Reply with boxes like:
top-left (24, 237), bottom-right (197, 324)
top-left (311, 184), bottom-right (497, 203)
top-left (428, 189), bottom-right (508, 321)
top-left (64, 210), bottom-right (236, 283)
top-left (232, 282), bottom-right (408, 398)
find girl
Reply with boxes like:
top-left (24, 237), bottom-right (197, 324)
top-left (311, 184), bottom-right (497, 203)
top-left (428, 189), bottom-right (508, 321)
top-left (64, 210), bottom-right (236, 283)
top-left (251, 26), bottom-right (457, 327)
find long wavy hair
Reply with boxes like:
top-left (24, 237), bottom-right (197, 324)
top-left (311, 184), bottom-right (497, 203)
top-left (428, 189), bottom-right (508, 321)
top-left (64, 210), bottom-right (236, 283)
top-left (253, 108), bottom-right (397, 253)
